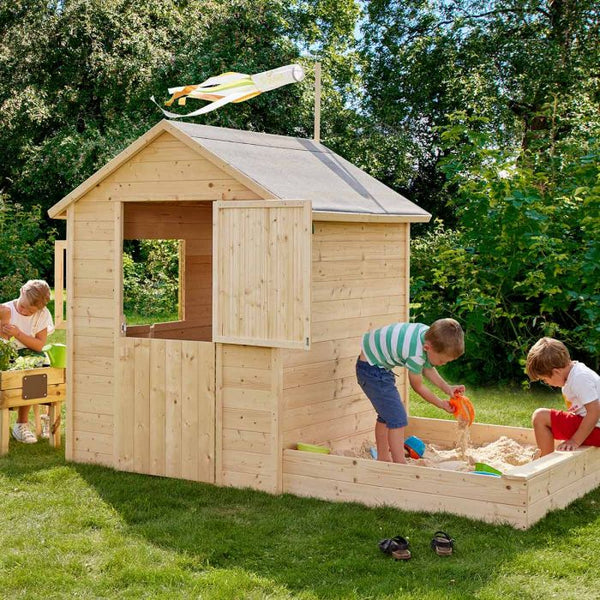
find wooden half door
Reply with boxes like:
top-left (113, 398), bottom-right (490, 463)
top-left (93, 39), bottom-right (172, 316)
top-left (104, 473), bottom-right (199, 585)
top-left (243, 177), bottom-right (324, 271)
top-left (213, 200), bottom-right (312, 350)
top-left (115, 338), bottom-right (215, 482)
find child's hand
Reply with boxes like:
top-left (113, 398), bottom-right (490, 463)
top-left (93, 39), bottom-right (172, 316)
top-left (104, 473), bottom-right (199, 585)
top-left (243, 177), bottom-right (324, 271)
top-left (557, 439), bottom-right (580, 452)
top-left (439, 399), bottom-right (455, 414)
top-left (1, 324), bottom-right (19, 338)
top-left (448, 385), bottom-right (465, 396)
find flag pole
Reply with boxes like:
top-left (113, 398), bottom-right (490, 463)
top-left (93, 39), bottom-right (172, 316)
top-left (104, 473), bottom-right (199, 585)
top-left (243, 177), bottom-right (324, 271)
top-left (314, 62), bottom-right (321, 143)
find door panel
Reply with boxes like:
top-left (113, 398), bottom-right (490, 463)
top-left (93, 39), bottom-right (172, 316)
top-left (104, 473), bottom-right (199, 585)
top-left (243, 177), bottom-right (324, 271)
top-left (116, 337), bottom-right (215, 482)
top-left (213, 200), bottom-right (311, 349)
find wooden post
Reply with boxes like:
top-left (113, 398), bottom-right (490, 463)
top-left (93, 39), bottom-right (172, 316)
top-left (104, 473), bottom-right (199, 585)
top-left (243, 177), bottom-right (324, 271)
top-left (314, 62), bottom-right (321, 143)
top-left (54, 240), bottom-right (67, 329)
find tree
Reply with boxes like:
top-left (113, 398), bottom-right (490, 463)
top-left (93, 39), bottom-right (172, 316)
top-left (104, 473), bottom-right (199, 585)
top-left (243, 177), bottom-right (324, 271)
top-left (0, 197), bottom-right (55, 300)
top-left (359, 0), bottom-right (600, 224)
top-left (411, 113), bottom-right (600, 383)
top-left (0, 0), bottom-right (360, 282)
top-left (0, 0), bottom-right (360, 209)
top-left (359, 1), bottom-right (600, 381)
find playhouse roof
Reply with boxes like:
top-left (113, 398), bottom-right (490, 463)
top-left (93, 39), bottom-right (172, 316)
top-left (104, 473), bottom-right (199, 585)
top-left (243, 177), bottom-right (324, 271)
top-left (49, 120), bottom-right (430, 222)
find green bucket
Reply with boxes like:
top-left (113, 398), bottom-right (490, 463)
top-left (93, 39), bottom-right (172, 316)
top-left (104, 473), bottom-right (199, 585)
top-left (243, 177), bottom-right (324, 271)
top-left (42, 343), bottom-right (67, 368)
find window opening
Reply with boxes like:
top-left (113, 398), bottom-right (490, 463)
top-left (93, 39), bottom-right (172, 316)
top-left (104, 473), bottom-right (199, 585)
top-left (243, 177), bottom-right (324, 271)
top-left (123, 239), bottom-right (182, 328)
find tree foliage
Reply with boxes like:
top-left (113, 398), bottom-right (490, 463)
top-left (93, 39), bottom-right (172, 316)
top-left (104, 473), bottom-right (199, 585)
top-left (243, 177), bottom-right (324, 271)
top-left (359, 0), bottom-right (600, 223)
top-left (359, 0), bottom-right (600, 381)
top-left (123, 239), bottom-right (180, 321)
top-left (0, 0), bottom-right (359, 215)
top-left (411, 113), bottom-right (600, 383)
top-left (0, 197), bottom-right (55, 300)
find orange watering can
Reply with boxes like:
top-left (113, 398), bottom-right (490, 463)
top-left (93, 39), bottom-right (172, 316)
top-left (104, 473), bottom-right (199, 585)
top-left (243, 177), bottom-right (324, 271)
top-left (449, 391), bottom-right (475, 426)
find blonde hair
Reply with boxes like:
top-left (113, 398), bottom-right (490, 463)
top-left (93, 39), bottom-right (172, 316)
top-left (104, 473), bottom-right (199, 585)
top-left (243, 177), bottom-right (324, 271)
top-left (20, 280), bottom-right (51, 310)
top-left (526, 337), bottom-right (570, 380)
top-left (424, 318), bottom-right (464, 359)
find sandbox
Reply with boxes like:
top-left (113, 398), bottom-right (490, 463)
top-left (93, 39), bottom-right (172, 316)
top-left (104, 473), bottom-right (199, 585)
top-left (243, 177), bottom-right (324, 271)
top-left (282, 417), bottom-right (600, 529)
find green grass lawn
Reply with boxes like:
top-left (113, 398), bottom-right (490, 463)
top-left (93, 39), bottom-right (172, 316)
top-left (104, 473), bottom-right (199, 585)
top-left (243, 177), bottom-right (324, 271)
top-left (2, 334), bottom-right (597, 599)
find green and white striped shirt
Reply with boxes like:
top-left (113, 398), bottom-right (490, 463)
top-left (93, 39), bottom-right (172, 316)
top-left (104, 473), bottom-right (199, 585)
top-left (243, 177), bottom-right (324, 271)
top-left (361, 323), bottom-right (432, 373)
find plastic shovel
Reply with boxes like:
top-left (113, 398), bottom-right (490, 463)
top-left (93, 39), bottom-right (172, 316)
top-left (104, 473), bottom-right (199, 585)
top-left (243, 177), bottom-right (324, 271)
top-left (474, 462), bottom-right (502, 476)
top-left (449, 391), bottom-right (475, 426)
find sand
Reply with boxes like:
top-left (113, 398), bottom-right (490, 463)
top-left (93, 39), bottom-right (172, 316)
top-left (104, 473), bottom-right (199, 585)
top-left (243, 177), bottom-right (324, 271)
top-left (332, 429), bottom-right (537, 474)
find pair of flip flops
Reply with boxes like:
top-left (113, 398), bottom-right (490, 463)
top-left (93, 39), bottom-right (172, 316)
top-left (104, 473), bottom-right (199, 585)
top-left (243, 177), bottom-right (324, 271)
top-left (379, 531), bottom-right (454, 560)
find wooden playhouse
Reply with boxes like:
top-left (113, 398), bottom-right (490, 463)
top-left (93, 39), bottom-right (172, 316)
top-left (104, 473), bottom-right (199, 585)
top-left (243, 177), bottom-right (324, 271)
top-left (48, 120), bottom-right (600, 529)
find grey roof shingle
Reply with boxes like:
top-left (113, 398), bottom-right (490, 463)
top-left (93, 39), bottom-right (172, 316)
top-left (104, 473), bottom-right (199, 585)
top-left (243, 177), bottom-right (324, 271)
top-left (170, 121), bottom-right (430, 219)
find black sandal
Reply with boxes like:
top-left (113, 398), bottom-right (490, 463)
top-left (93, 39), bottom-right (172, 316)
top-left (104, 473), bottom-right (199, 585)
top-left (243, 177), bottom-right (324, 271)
top-left (431, 531), bottom-right (454, 556)
top-left (378, 536), bottom-right (411, 560)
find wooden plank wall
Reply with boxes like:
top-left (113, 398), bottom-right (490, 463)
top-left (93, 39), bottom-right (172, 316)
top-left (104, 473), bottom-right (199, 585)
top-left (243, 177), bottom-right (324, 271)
top-left (217, 344), bottom-right (281, 493)
top-left (70, 197), bottom-right (116, 466)
top-left (124, 201), bottom-right (213, 340)
top-left (69, 130), bottom-right (260, 468)
top-left (99, 131), bottom-right (261, 203)
top-left (117, 338), bottom-right (215, 481)
top-left (281, 221), bottom-right (410, 451)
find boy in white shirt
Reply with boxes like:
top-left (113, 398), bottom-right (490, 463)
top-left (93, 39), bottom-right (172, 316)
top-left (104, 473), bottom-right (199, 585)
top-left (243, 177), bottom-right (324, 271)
top-left (526, 337), bottom-right (600, 457)
top-left (0, 280), bottom-right (55, 443)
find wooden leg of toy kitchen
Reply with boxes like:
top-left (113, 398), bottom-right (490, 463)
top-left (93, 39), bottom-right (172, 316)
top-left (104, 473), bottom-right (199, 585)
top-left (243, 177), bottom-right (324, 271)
top-left (0, 407), bottom-right (9, 455)
top-left (48, 402), bottom-right (62, 448)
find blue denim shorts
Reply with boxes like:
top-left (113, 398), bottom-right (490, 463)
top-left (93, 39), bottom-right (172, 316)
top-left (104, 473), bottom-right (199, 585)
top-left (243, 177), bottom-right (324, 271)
top-left (356, 357), bottom-right (408, 429)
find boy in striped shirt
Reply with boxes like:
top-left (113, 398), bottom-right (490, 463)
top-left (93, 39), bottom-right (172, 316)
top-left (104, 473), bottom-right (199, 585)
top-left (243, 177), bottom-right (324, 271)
top-left (356, 318), bottom-right (465, 463)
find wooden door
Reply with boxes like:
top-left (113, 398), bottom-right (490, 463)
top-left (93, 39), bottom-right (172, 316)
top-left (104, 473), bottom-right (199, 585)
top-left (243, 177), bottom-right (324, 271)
top-left (115, 338), bottom-right (215, 482)
top-left (213, 200), bottom-right (312, 350)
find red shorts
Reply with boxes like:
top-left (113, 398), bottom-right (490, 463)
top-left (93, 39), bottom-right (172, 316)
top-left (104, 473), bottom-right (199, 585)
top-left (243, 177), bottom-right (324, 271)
top-left (550, 409), bottom-right (600, 446)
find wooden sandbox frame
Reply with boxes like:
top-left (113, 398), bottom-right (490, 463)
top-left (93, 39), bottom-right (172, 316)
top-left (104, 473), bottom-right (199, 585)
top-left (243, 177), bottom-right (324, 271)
top-left (283, 417), bottom-right (600, 529)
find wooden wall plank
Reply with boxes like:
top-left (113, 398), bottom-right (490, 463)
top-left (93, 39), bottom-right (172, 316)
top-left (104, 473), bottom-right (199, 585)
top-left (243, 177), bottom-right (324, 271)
top-left (73, 240), bottom-right (114, 261)
top-left (165, 340), bottom-right (183, 478)
top-left (72, 449), bottom-right (113, 467)
top-left (74, 220), bottom-right (113, 241)
top-left (75, 393), bottom-right (112, 415)
top-left (181, 341), bottom-right (200, 480)
top-left (133, 339), bottom-right (151, 473)
top-left (285, 410), bottom-right (374, 447)
top-left (312, 277), bottom-right (406, 302)
top-left (115, 338), bottom-right (135, 470)
top-left (149, 340), bottom-right (167, 476)
top-left (313, 241), bottom-right (407, 262)
top-left (73, 411), bottom-right (113, 435)
top-left (101, 180), bottom-right (259, 202)
top-left (73, 278), bottom-right (115, 298)
top-left (197, 342), bottom-right (215, 483)
top-left (110, 158), bottom-right (234, 183)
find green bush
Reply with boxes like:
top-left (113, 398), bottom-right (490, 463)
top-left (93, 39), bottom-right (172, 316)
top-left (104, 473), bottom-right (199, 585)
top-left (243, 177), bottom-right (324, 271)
top-left (0, 338), bottom-right (17, 371)
top-left (411, 116), bottom-right (600, 384)
top-left (0, 198), bottom-right (55, 300)
top-left (123, 239), bottom-right (180, 321)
